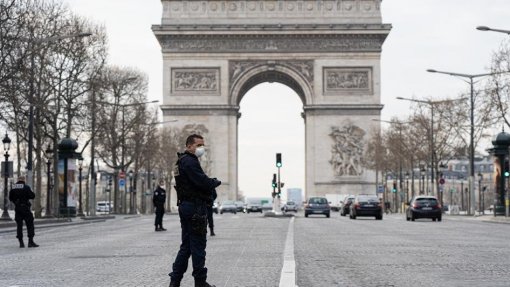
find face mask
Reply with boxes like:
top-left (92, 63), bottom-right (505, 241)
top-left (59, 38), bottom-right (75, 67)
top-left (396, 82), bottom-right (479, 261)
top-left (195, 146), bottom-right (205, 157)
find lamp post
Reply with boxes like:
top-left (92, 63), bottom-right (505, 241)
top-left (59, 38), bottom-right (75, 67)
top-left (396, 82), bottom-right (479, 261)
top-left (26, 32), bottom-right (92, 191)
top-left (420, 165), bottom-right (426, 195)
top-left (405, 172), bottom-right (410, 203)
top-left (1, 133), bottom-right (12, 221)
top-left (426, 69), bottom-right (505, 215)
top-left (476, 26), bottom-right (510, 35)
top-left (478, 172), bottom-right (483, 214)
top-left (44, 145), bottom-right (53, 218)
top-left (77, 156), bottom-right (84, 216)
top-left (460, 177), bottom-right (464, 211)
top-left (128, 170), bottom-right (134, 214)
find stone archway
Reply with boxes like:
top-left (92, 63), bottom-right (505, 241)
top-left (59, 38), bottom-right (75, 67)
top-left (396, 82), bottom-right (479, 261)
top-left (153, 0), bottom-right (391, 202)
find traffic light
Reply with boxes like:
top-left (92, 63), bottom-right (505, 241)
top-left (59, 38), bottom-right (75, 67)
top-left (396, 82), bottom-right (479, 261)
top-left (108, 176), bottom-right (112, 186)
top-left (276, 153), bottom-right (282, 168)
top-left (272, 173), bottom-right (277, 188)
top-left (504, 159), bottom-right (510, 178)
top-left (392, 181), bottom-right (397, 193)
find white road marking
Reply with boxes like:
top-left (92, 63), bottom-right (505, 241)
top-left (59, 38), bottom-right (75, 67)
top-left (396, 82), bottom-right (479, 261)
top-left (279, 216), bottom-right (297, 287)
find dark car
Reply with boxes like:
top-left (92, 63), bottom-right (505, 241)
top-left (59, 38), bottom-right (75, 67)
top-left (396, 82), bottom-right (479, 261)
top-left (219, 200), bottom-right (237, 214)
top-left (304, 197), bottom-right (330, 218)
top-left (349, 195), bottom-right (383, 220)
top-left (340, 195), bottom-right (355, 216)
top-left (406, 196), bottom-right (442, 222)
top-left (235, 201), bottom-right (245, 212)
top-left (244, 201), bottom-right (263, 213)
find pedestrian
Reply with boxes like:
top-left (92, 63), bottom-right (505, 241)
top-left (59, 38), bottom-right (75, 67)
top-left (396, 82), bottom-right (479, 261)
top-left (9, 176), bottom-right (38, 248)
top-left (153, 179), bottom-right (167, 231)
top-left (169, 134), bottom-right (221, 287)
top-left (206, 189), bottom-right (217, 236)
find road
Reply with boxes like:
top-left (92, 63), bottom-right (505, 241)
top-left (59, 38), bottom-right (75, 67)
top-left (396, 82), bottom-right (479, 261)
top-left (0, 212), bottom-right (509, 287)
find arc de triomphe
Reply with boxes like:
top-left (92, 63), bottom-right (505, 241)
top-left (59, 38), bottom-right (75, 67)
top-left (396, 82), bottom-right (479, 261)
top-left (153, 0), bottom-right (391, 202)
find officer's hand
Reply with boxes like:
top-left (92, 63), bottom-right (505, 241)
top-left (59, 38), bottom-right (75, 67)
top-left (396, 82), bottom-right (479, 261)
top-left (212, 178), bottom-right (221, 187)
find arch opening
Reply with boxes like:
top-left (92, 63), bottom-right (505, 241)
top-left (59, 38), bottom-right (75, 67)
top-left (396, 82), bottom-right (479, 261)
top-left (238, 82), bottom-right (305, 200)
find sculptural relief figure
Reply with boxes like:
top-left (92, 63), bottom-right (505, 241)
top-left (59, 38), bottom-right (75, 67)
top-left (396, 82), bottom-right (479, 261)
top-left (329, 124), bottom-right (366, 176)
top-left (174, 70), bottom-right (218, 91)
top-left (326, 70), bottom-right (369, 90)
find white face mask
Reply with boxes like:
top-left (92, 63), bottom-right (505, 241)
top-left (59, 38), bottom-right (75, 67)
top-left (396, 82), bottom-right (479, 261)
top-left (195, 146), bottom-right (205, 157)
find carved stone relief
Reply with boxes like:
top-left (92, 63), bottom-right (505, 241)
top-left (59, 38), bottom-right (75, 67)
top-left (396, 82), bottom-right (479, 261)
top-left (163, 0), bottom-right (380, 18)
top-left (159, 34), bottom-right (386, 53)
top-left (329, 123), bottom-right (366, 176)
top-left (171, 68), bottom-right (220, 94)
top-left (324, 67), bottom-right (372, 95)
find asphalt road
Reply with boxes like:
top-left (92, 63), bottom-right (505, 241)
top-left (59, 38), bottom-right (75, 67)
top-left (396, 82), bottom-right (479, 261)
top-left (0, 212), bottom-right (509, 287)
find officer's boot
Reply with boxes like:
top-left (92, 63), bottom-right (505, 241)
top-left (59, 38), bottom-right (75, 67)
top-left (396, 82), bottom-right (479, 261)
top-left (160, 225), bottom-right (167, 231)
top-left (169, 280), bottom-right (180, 287)
top-left (195, 280), bottom-right (216, 287)
top-left (18, 238), bottom-right (25, 248)
top-left (28, 238), bottom-right (39, 248)
top-left (155, 226), bottom-right (161, 232)
top-left (209, 227), bottom-right (215, 236)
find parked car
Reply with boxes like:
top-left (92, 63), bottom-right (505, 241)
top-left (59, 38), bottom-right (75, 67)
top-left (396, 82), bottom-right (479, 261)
top-left (304, 197), bottom-right (330, 218)
top-left (212, 202), bottom-right (219, 214)
top-left (406, 195), bottom-right (442, 222)
top-left (244, 200), bottom-right (263, 213)
top-left (281, 201), bottom-right (298, 213)
top-left (261, 202), bottom-right (273, 211)
top-left (96, 201), bottom-right (112, 213)
top-left (219, 200), bottom-right (237, 214)
top-left (340, 195), bottom-right (356, 216)
top-left (235, 201), bottom-right (245, 212)
top-left (349, 195), bottom-right (383, 220)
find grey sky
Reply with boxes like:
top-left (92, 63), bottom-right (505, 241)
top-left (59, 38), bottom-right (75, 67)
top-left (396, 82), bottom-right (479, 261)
top-left (61, 0), bottom-right (510, 199)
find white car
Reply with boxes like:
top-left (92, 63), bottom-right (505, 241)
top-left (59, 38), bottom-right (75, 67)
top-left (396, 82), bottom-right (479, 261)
top-left (281, 201), bottom-right (298, 212)
top-left (96, 201), bottom-right (112, 213)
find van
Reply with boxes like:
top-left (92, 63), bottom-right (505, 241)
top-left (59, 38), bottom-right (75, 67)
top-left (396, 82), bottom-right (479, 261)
top-left (96, 201), bottom-right (112, 213)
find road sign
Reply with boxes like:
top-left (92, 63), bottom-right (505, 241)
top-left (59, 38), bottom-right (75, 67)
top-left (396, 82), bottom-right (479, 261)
top-left (119, 179), bottom-right (125, 187)
top-left (119, 171), bottom-right (126, 179)
top-left (377, 185), bottom-right (384, 193)
top-left (439, 178), bottom-right (445, 185)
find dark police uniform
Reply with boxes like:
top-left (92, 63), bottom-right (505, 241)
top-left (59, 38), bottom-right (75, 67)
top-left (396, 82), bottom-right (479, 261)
top-left (169, 151), bottom-right (221, 287)
top-left (153, 185), bottom-right (167, 231)
top-left (206, 189), bottom-right (217, 236)
top-left (9, 179), bottom-right (38, 248)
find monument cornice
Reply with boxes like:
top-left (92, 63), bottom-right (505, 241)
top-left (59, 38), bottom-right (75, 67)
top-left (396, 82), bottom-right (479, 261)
top-left (154, 33), bottom-right (389, 53)
top-left (160, 104), bottom-right (240, 116)
top-left (304, 104), bottom-right (384, 111)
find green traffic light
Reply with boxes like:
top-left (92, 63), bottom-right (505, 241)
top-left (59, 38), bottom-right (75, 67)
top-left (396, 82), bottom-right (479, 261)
top-left (276, 162), bottom-right (282, 168)
top-left (505, 171), bottom-right (510, 177)
top-left (392, 188), bottom-right (397, 193)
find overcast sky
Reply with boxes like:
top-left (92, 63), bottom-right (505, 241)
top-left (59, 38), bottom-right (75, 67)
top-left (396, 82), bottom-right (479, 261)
top-left (62, 0), bottom-right (510, 199)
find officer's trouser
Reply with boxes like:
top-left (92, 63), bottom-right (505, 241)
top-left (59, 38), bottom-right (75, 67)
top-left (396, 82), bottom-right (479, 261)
top-left (155, 205), bottom-right (165, 227)
top-left (15, 205), bottom-right (35, 239)
top-left (206, 206), bottom-right (214, 228)
top-left (169, 201), bottom-right (208, 283)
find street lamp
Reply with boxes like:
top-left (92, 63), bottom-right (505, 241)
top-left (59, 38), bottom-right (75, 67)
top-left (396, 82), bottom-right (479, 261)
top-left (478, 172), bottom-right (484, 215)
top-left (26, 32), bottom-right (92, 190)
top-left (405, 172), bottom-right (410, 203)
top-left (128, 170), bottom-right (134, 214)
top-left (44, 145), bottom-right (53, 218)
top-left (426, 69), bottom-right (506, 215)
top-left (1, 133), bottom-right (12, 220)
top-left (420, 165), bottom-right (426, 195)
top-left (476, 26), bottom-right (510, 35)
top-left (77, 156), bottom-right (84, 216)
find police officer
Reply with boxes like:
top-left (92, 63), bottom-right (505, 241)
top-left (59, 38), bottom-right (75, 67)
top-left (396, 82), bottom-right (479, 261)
top-left (153, 179), bottom-right (167, 231)
top-left (207, 189), bottom-right (217, 236)
top-left (169, 134), bottom-right (221, 287)
top-left (9, 176), bottom-right (38, 248)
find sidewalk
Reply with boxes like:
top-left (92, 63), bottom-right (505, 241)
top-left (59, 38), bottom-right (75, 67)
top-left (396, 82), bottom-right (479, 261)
top-left (445, 213), bottom-right (510, 224)
top-left (0, 211), bottom-right (116, 234)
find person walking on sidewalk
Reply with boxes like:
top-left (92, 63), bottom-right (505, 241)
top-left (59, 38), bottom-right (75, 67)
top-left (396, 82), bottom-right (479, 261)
top-left (153, 180), bottom-right (167, 231)
top-left (169, 134), bottom-right (221, 287)
top-left (9, 176), bottom-right (39, 248)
